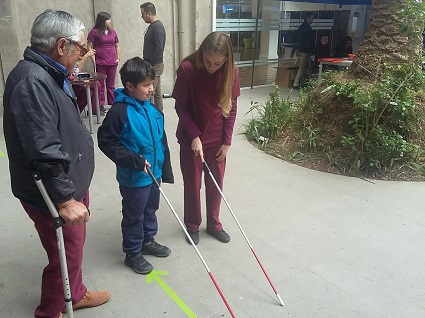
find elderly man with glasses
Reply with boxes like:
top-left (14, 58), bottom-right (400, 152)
top-left (2, 9), bottom-right (110, 318)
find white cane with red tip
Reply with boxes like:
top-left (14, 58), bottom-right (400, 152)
top-left (146, 167), bottom-right (236, 318)
top-left (203, 161), bottom-right (285, 306)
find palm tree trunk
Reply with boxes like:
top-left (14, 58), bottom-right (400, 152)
top-left (349, 0), bottom-right (420, 78)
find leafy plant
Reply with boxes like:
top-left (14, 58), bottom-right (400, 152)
top-left (329, 63), bottom-right (425, 173)
top-left (245, 85), bottom-right (294, 143)
top-left (298, 124), bottom-right (323, 151)
top-left (409, 162), bottom-right (425, 176)
top-left (397, 0), bottom-right (425, 44)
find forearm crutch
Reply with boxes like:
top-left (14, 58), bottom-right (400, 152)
top-left (203, 161), bottom-right (285, 306)
top-left (146, 167), bottom-right (236, 318)
top-left (31, 171), bottom-right (74, 317)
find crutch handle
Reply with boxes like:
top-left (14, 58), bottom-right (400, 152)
top-left (31, 171), bottom-right (90, 227)
top-left (52, 216), bottom-right (65, 228)
top-left (31, 171), bottom-right (65, 227)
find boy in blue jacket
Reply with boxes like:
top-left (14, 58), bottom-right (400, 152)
top-left (98, 57), bottom-right (173, 274)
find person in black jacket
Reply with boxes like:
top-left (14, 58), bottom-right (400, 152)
top-left (333, 35), bottom-right (353, 58)
top-left (293, 11), bottom-right (315, 88)
top-left (140, 2), bottom-right (166, 111)
top-left (2, 9), bottom-right (110, 317)
top-left (313, 34), bottom-right (331, 73)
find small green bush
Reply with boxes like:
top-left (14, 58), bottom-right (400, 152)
top-left (244, 64), bottom-right (425, 177)
top-left (245, 85), bottom-right (294, 146)
top-left (330, 63), bottom-right (425, 173)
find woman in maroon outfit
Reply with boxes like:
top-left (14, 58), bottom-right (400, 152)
top-left (87, 12), bottom-right (120, 105)
top-left (172, 32), bottom-right (240, 245)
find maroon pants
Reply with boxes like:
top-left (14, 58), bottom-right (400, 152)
top-left (180, 144), bottom-right (226, 232)
top-left (21, 193), bottom-right (89, 318)
top-left (96, 64), bottom-right (117, 105)
top-left (73, 82), bottom-right (104, 113)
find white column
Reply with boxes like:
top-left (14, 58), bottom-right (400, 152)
top-left (177, 0), bottom-right (194, 62)
top-left (259, 0), bottom-right (280, 61)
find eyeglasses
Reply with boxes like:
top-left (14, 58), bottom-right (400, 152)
top-left (66, 39), bottom-right (88, 57)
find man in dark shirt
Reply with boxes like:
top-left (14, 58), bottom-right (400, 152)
top-left (140, 2), bottom-right (166, 111)
top-left (293, 11), bottom-right (315, 88)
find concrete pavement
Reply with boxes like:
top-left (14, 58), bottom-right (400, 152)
top-left (1, 86), bottom-right (425, 318)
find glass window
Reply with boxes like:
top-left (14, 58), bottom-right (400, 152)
top-left (215, 1), bottom-right (370, 87)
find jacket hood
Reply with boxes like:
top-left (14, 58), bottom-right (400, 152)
top-left (113, 88), bottom-right (152, 110)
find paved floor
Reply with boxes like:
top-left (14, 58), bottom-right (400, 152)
top-left (1, 86), bottom-right (425, 318)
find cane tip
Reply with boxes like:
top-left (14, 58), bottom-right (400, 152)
top-left (277, 294), bottom-right (284, 306)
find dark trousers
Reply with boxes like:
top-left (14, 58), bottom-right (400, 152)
top-left (119, 183), bottom-right (160, 255)
top-left (96, 64), bottom-right (117, 105)
top-left (180, 144), bottom-right (226, 232)
top-left (21, 192), bottom-right (89, 318)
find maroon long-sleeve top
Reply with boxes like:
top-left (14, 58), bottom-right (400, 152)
top-left (172, 60), bottom-right (241, 148)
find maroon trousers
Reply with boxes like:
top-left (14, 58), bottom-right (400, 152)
top-left (73, 82), bottom-right (104, 113)
top-left (21, 193), bottom-right (89, 318)
top-left (180, 144), bottom-right (226, 232)
top-left (96, 64), bottom-right (117, 105)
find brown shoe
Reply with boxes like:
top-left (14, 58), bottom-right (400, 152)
top-left (62, 290), bottom-right (111, 313)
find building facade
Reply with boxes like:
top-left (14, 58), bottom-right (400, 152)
top-left (0, 0), bottom-right (371, 109)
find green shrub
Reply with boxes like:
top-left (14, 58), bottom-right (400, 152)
top-left (331, 63), bottom-right (425, 173)
top-left (245, 85), bottom-right (294, 145)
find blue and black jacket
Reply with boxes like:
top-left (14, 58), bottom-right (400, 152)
top-left (97, 88), bottom-right (173, 187)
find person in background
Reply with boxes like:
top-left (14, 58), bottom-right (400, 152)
top-left (140, 2), bottom-right (166, 111)
top-left (293, 11), bottom-right (315, 88)
top-left (2, 9), bottom-right (110, 318)
top-left (313, 34), bottom-right (331, 73)
top-left (172, 32), bottom-right (240, 245)
top-left (87, 11), bottom-right (120, 106)
top-left (333, 35), bottom-right (353, 58)
top-left (97, 57), bottom-right (174, 275)
top-left (71, 48), bottom-right (105, 114)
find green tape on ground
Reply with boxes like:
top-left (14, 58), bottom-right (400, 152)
top-left (146, 269), bottom-right (197, 318)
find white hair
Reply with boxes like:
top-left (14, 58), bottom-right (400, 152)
top-left (30, 9), bottom-right (85, 53)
